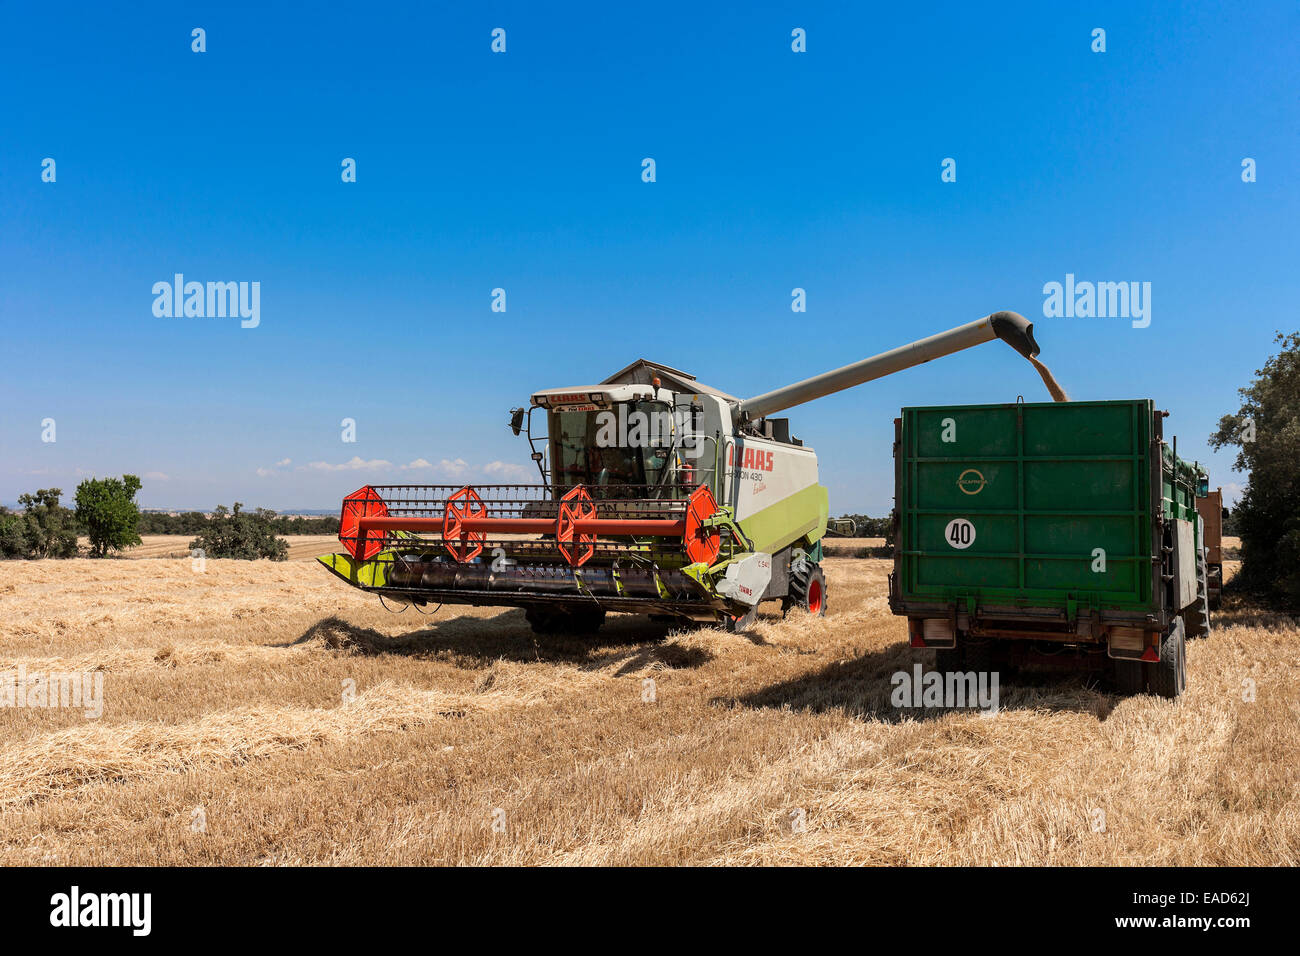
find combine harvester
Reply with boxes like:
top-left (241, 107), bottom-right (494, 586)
top-left (319, 312), bottom-right (1039, 634)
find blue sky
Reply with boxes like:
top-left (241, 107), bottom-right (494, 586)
top-left (2, 1), bottom-right (1296, 514)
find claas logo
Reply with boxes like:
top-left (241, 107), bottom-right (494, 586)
top-left (728, 445), bottom-right (775, 472)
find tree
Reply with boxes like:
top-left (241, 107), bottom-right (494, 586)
top-left (75, 475), bottom-right (143, 557)
top-left (0, 489), bottom-right (78, 558)
top-left (189, 503), bottom-right (289, 560)
top-left (1210, 332), bottom-right (1300, 605)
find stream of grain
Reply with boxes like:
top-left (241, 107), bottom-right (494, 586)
top-left (1029, 356), bottom-right (1069, 402)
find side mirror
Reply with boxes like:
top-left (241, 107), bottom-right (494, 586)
top-left (1196, 475), bottom-right (1209, 497)
top-left (509, 407), bottom-right (525, 436)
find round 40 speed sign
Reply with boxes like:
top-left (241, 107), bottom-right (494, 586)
top-left (944, 517), bottom-right (975, 549)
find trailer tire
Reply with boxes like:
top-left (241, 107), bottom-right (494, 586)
top-left (1112, 658), bottom-right (1145, 695)
top-left (934, 646), bottom-right (964, 673)
top-left (1146, 618), bottom-right (1187, 700)
top-left (964, 638), bottom-right (995, 675)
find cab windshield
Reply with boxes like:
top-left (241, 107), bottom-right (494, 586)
top-left (552, 401), bottom-right (673, 493)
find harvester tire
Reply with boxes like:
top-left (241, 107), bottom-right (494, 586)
top-left (568, 606), bottom-right (606, 635)
top-left (788, 565), bottom-right (827, 617)
top-left (1146, 618), bottom-right (1187, 700)
top-left (524, 605), bottom-right (605, 636)
top-left (524, 606), bottom-right (563, 634)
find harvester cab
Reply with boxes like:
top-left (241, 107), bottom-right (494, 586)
top-left (318, 311), bottom-right (1039, 634)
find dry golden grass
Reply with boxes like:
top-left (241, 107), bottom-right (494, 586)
top-left (0, 541), bottom-right (1295, 865)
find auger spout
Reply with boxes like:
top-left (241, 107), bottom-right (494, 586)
top-left (734, 311), bottom-right (1038, 421)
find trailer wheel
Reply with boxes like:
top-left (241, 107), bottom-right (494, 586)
top-left (1112, 658), bottom-right (1145, 695)
top-left (1146, 618), bottom-right (1187, 699)
top-left (964, 638), bottom-right (995, 674)
top-left (934, 646), bottom-right (964, 672)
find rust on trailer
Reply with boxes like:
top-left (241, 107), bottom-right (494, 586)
top-left (1196, 487), bottom-right (1224, 610)
top-left (1196, 488), bottom-right (1223, 565)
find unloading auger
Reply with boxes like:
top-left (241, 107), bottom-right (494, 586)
top-left (317, 311), bottom-right (1039, 633)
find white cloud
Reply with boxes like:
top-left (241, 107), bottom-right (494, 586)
top-left (1220, 481), bottom-right (1245, 507)
top-left (435, 458), bottom-right (470, 478)
top-left (289, 456), bottom-right (508, 481)
top-left (256, 458), bottom-right (293, 478)
top-left (142, 471), bottom-right (170, 481)
top-left (303, 457), bottom-right (394, 472)
top-left (483, 460), bottom-right (528, 480)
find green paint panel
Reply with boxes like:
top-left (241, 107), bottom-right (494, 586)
top-left (916, 460), bottom-right (1019, 510)
top-left (1025, 460), bottom-right (1135, 511)
top-left (913, 406), bottom-right (1018, 457)
top-left (1022, 402), bottom-right (1139, 456)
top-left (898, 399), bottom-right (1157, 613)
top-left (737, 483), bottom-right (829, 556)
top-left (916, 554), bottom-right (1020, 588)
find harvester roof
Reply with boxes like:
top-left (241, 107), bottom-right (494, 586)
top-left (600, 359), bottom-right (738, 401)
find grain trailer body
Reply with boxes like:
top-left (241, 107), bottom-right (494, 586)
top-left (889, 399), bottom-right (1211, 697)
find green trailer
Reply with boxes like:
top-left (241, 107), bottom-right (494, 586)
top-left (888, 399), bottom-right (1212, 698)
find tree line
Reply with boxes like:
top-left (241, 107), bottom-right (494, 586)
top-left (0, 476), bottom-right (335, 560)
top-left (137, 511), bottom-right (339, 535)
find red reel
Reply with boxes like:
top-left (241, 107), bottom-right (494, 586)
top-left (340, 485), bottom-right (387, 561)
top-left (556, 485), bottom-right (597, 567)
top-left (443, 486), bottom-right (487, 562)
top-left (683, 484), bottom-right (722, 566)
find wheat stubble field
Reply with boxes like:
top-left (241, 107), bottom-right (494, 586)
top-left (0, 536), bottom-right (1295, 866)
